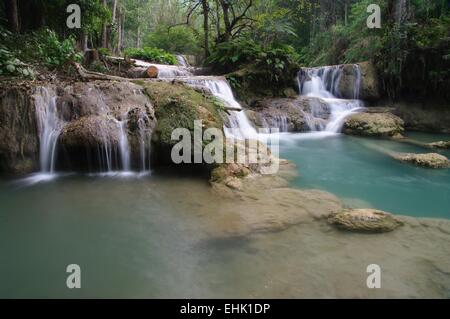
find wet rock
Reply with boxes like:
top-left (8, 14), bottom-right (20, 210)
top-left (338, 62), bottom-right (380, 101)
top-left (247, 97), bottom-right (329, 132)
top-left (208, 188), bottom-right (343, 237)
top-left (428, 141), bottom-right (450, 149)
top-left (59, 116), bottom-right (120, 148)
top-left (328, 209), bottom-right (404, 233)
top-left (343, 112), bottom-right (404, 137)
top-left (57, 81), bottom-right (153, 120)
top-left (392, 152), bottom-right (450, 169)
top-left (0, 86), bottom-right (39, 175)
top-left (393, 101), bottom-right (450, 134)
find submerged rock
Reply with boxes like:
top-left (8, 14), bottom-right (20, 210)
top-left (328, 209), bottom-right (403, 233)
top-left (343, 112), bottom-right (404, 137)
top-left (392, 152), bottom-right (450, 169)
top-left (428, 141), bottom-right (450, 149)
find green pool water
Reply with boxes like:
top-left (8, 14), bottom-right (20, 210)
top-left (279, 132), bottom-right (450, 219)
top-left (0, 132), bottom-right (449, 298)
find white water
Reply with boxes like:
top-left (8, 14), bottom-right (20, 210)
top-left (299, 65), bottom-right (364, 133)
top-left (176, 55), bottom-right (189, 67)
top-left (117, 116), bottom-right (131, 172)
top-left (34, 87), bottom-right (65, 173)
top-left (183, 77), bottom-right (258, 140)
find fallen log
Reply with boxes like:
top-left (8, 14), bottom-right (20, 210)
top-left (71, 62), bottom-right (130, 81)
top-left (127, 66), bottom-right (159, 78)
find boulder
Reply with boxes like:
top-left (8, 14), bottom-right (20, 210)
top-left (343, 112), bottom-right (404, 137)
top-left (392, 152), bottom-right (450, 169)
top-left (59, 116), bottom-right (120, 148)
top-left (328, 209), bottom-right (403, 233)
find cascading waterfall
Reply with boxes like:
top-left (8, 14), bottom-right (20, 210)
top-left (262, 115), bottom-right (289, 133)
top-left (34, 87), bottom-right (65, 174)
top-left (299, 64), bottom-right (364, 133)
top-left (184, 77), bottom-right (258, 140)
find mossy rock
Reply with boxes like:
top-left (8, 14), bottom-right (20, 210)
top-left (328, 209), bottom-right (403, 233)
top-left (141, 81), bottom-right (224, 147)
top-left (343, 112), bottom-right (404, 137)
top-left (392, 152), bottom-right (450, 169)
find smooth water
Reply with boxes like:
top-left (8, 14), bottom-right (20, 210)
top-left (1, 132), bottom-right (450, 298)
top-left (280, 133), bottom-right (450, 218)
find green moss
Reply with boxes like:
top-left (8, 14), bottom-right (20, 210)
top-left (141, 81), bottom-right (224, 146)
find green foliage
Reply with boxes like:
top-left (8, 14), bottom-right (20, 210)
top-left (32, 29), bottom-right (82, 67)
top-left (123, 47), bottom-right (177, 65)
top-left (208, 38), bottom-right (299, 77)
top-left (302, 0), bottom-right (386, 66)
top-left (144, 26), bottom-right (200, 55)
top-left (98, 47), bottom-right (112, 57)
top-left (0, 26), bottom-right (34, 78)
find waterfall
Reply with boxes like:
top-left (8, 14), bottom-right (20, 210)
top-left (262, 114), bottom-right (289, 133)
top-left (34, 87), bottom-right (64, 174)
top-left (138, 111), bottom-right (152, 172)
top-left (298, 65), bottom-right (364, 133)
top-left (117, 115), bottom-right (131, 172)
top-left (176, 55), bottom-right (189, 67)
top-left (184, 77), bottom-right (258, 140)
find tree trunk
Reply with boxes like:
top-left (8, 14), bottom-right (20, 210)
top-left (5, 0), bottom-right (19, 33)
top-left (112, 0), bottom-right (118, 23)
top-left (81, 31), bottom-right (89, 52)
top-left (136, 26), bottom-right (141, 48)
top-left (102, 0), bottom-right (108, 48)
top-left (201, 0), bottom-right (210, 60)
top-left (219, 0), bottom-right (232, 42)
top-left (127, 66), bottom-right (159, 78)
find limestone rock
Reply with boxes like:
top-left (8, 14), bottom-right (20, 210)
top-left (0, 86), bottom-right (40, 175)
top-left (392, 152), bottom-right (450, 169)
top-left (328, 209), bottom-right (403, 233)
top-left (428, 141), bottom-right (450, 149)
top-left (247, 97), bottom-right (329, 132)
top-left (343, 112), bottom-right (405, 137)
top-left (338, 62), bottom-right (380, 101)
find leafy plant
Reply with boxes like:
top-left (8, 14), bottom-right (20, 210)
top-left (0, 27), bottom-right (34, 78)
top-left (123, 47), bottom-right (177, 65)
top-left (33, 29), bottom-right (82, 67)
top-left (144, 26), bottom-right (200, 55)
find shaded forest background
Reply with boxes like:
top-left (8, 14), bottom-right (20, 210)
top-left (1, 0), bottom-right (449, 100)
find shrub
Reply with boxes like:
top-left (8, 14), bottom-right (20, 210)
top-left (144, 26), bottom-right (200, 55)
top-left (32, 29), bottom-right (82, 67)
top-left (123, 47), bottom-right (177, 65)
top-left (0, 27), bottom-right (35, 78)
